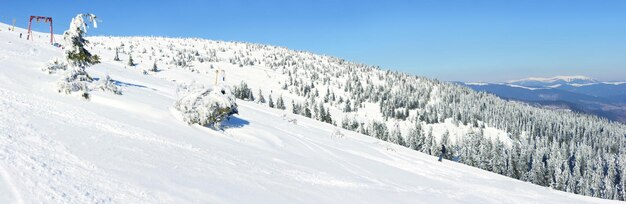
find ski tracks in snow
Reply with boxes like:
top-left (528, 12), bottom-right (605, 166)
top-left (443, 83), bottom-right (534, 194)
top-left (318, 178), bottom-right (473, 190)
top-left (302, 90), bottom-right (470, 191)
top-left (0, 161), bottom-right (23, 204)
top-left (0, 88), bottom-right (159, 203)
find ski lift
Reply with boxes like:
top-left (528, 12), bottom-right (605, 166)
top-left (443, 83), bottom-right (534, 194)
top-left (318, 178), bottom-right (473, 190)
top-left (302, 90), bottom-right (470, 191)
top-left (26, 16), bottom-right (54, 44)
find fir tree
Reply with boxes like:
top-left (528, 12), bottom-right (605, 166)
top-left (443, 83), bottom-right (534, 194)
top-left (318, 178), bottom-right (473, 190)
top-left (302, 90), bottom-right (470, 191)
top-left (291, 100), bottom-right (299, 114)
top-left (114, 48), bottom-right (121, 61)
top-left (303, 101), bottom-right (312, 118)
top-left (150, 60), bottom-right (158, 72)
top-left (276, 95), bottom-right (286, 110)
top-left (128, 54), bottom-right (135, 66)
top-left (344, 99), bottom-right (352, 112)
top-left (57, 13), bottom-right (99, 99)
top-left (268, 95), bottom-right (275, 108)
top-left (325, 109), bottom-right (332, 124)
top-left (63, 13), bottom-right (100, 68)
top-left (257, 89), bottom-right (266, 103)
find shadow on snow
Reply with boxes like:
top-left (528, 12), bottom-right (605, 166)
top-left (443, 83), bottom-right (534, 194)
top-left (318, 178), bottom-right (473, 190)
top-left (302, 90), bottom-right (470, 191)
top-left (217, 115), bottom-right (250, 129)
top-left (93, 77), bottom-right (156, 90)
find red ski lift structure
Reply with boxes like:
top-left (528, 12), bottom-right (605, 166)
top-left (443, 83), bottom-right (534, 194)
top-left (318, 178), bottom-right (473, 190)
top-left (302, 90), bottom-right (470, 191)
top-left (26, 16), bottom-right (54, 44)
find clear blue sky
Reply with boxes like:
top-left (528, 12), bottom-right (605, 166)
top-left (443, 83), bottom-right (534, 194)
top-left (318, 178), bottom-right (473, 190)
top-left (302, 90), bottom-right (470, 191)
top-left (4, 0), bottom-right (626, 82)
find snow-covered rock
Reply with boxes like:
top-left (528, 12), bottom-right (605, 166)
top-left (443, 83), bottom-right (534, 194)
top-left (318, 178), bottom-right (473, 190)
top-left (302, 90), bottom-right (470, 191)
top-left (174, 84), bottom-right (238, 128)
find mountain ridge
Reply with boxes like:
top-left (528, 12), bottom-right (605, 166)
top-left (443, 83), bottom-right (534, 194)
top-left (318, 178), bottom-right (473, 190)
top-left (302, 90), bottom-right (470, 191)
top-left (463, 75), bottom-right (626, 123)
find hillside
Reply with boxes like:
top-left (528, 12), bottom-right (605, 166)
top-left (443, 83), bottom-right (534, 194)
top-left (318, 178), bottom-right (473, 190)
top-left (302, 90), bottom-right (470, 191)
top-left (79, 33), bottom-right (626, 200)
top-left (0, 22), bottom-right (624, 203)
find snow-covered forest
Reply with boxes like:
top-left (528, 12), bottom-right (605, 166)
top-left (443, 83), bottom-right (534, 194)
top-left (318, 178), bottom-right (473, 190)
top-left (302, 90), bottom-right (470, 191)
top-left (80, 36), bottom-right (626, 201)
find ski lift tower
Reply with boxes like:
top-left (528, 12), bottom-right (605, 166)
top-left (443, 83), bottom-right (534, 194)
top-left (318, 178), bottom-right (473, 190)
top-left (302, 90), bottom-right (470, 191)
top-left (26, 16), bottom-right (54, 44)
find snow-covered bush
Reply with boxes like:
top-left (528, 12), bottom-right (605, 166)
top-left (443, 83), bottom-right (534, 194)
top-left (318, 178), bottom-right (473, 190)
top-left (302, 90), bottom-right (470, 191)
top-left (42, 58), bottom-right (67, 74)
top-left (330, 129), bottom-right (344, 139)
top-left (174, 85), bottom-right (238, 129)
top-left (281, 114), bottom-right (297, 125)
top-left (57, 67), bottom-right (93, 99)
top-left (96, 75), bottom-right (122, 95)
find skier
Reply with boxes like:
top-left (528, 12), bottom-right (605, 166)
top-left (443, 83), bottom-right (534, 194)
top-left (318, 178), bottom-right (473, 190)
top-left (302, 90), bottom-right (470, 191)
top-left (19, 33), bottom-right (22, 38)
top-left (438, 144), bottom-right (446, 162)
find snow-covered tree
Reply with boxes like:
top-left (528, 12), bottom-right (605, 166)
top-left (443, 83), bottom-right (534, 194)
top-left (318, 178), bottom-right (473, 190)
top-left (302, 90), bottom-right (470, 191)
top-left (42, 58), bottom-right (67, 74)
top-left (96, 75), bottom-right (122, 95)
top-left (268, 95), bottom-right (275, 108)
top-left (174, 85), bottom-right (238, 129)
top-left (57, 67), bottom-right (93, 99)
top-left (113, 48), bottom-right (121, 61)
top-left (149, 60), bottom-right (158, 72)
top-left (407, 123), bottom-right (425, 151)
top-left (257, 89), bottom-right (266, 103)
top-left (63, 13), bottom-right (99, 68)
top-left (128, 54), bottom-right (135, 66)
top-left (291, 100), bottom-right (299, 114)
top-left (389, 124), bottom-right (405, 146)
top-left (370, 121), bottom-right (389, 141)
top-left (303, 101), bottom-right (312, 118)
top-left (233, 81), bottom-right (254, 101)
top-left (343, 99), bottom-right (352, 112)
top-left (276, 95), bottom-right (286, 110)
top-left (57, 13), bottom-right (99, 99)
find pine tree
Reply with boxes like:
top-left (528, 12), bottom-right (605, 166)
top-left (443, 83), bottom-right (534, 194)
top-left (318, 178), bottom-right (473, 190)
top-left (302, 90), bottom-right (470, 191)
top-left (257, 89), bottom-right (266, 103)
top-left (426, 129), bottom-right (437, 155)
top-left (389, 125), bottom-right (404, 146)
top-left (114, 48), bottom-right (121, 61)
top-left (407, 123), bottom-right (425, 151)
top-left (344, 99), bottom-right (352, 112)
top-left (370, 121), bottom-right (389, 141)
top-left (57, 13), bottom-right (99, 99)
top-left (128, 54), bottom-right (135, 66)
top-left (291, 100), bottom-right (299, 114)
top-left (317, 103), bottom-right (325, 121)
top-left (276, 95), bottom-right (286, 110)
top-left (150, 60), bottom-right (158, 72)
top-left (303, 102), bottom-right (312, 118)
top-left (63, 13), bottom-right (100, 68)
top-left (325, 109), bottom-right (332, 124)
top-left (268, 95), bottom-right (275, 108)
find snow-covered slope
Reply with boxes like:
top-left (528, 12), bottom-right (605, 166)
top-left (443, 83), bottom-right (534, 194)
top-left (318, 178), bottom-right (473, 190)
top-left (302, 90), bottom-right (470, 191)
top-left (0, 24), bottom-right (622, 203)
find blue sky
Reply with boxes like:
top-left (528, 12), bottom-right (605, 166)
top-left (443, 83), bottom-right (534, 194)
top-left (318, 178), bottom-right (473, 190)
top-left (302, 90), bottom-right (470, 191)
top-left (4, 0), bottom-right (626, 82)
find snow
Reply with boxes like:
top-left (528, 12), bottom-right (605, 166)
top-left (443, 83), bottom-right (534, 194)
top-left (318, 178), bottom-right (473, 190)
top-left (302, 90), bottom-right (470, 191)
top-left (0, 23), bottom-right (620, 203)
top-left (546, 84), bottom-right (563, 88)
top-left (507, 75), bottom-right (596, 84)
top-left (603, 81), bottom-right (626, 85)
top-left (505, 84), bottom-right (542, 90)
top-left (569, 83), bottom-right (598, 87)
top-left (464, 82), bottom-right (489, 86)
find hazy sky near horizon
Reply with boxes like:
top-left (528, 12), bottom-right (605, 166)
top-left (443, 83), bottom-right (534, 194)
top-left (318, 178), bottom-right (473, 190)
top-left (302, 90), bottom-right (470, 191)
top-left (4, 0), bottom-right (626, 82)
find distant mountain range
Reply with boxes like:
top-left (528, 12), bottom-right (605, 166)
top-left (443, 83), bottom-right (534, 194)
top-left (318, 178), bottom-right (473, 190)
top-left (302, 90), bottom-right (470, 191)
top-left (461, 76), bottom-right (626, 123)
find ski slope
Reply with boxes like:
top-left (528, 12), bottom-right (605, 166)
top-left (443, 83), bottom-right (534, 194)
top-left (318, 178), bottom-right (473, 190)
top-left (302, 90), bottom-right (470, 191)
top-left (0, 23), bottom-right (620, 203)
